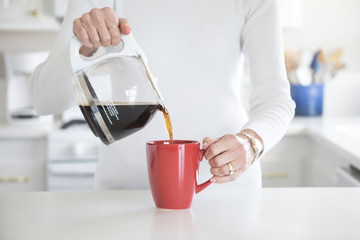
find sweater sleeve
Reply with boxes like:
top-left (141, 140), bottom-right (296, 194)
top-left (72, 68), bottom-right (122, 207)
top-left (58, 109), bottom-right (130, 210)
top-left (29, 0), bottom-right (114, 115)
top-left (240, 0), bottom-right (295, 153)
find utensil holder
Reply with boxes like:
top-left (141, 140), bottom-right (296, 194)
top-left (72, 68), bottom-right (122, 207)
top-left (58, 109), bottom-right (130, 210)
top-left (290, 83), bottom-right (324, 116)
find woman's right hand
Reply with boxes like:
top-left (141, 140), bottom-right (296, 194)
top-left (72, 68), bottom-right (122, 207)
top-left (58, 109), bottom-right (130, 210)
top-left (73, 7), bottom-right (132, 56)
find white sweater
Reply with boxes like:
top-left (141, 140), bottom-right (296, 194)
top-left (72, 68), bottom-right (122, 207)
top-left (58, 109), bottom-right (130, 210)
top-left (30, 0), bottom-right (295, 189)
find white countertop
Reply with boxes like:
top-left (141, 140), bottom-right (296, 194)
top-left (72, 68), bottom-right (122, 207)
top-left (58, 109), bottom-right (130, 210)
top-left (0, 123), bottom-right (53, 139)
top-left (0, 15), bottom-right (60, 32)
top-left (0, 188), bottom-right (360, 240)
top-left (288, 116), bottom-right (360, 170)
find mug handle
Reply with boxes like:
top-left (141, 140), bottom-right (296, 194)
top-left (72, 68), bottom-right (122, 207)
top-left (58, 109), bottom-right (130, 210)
top-left (195, 149), bottom-right (212, 194)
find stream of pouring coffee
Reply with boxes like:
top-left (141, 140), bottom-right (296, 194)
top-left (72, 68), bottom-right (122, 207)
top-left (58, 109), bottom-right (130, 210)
top-left (158, 105), bottom-right (173, 143)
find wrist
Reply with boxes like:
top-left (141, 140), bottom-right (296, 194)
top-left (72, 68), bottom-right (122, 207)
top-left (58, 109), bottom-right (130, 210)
top-left (237, 129), bottom-right (264, 164)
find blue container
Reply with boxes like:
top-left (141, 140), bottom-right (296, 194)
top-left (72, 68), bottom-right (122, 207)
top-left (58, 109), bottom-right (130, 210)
top-left (290, 83), bottom-right (324, 116)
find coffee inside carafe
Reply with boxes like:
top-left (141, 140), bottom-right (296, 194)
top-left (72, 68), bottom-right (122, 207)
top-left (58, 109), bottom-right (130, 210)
top-left (79, 102), bottom-right (173, 145)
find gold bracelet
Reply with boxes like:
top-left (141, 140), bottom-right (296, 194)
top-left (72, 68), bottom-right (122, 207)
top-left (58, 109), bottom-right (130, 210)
top-left (239, 131), bottom-right (264, 164)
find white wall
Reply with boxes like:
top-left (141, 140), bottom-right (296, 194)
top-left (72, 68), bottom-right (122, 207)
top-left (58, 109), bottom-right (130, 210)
top-left (283, 0), bottom-right (360, 71)
top-left (282, 0), bottom-right (360, 116)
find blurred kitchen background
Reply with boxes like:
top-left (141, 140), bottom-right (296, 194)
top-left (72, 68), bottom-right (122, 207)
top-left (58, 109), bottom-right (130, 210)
top-left (0, 0), bottom-right (359, 192)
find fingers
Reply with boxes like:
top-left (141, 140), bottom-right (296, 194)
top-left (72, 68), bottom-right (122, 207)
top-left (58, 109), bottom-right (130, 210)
top-left (79, 45), bottom-right (98, 57)
top-left (202, 137), bottom-right (217, 150)
top-left (90, 8), bottom-right (112, 47)
top-left (102, 8), bottom-right (122, 46)
top-left (203, 134), bottom-right (251, 184)
top-left (209, 149), bottom-right (247, 179)
top-left (73, 18), bottom-right (92, 48)
top-left (211, 167), bottom-right (248, 184)
top-left (208, 150), bottom-right (238, 168)
top-left (109, 26), bottom-right (121, 46)
top-left (80, 12), bottom-right (101, 48)
top-left (73, 7), bottom-right (132, 55)
top-left (204, 134), bottom-right (239, 160)
top-left (119, 18), bottom-right (132, 35)
top-left (209, 156), bottom-right (240, 176)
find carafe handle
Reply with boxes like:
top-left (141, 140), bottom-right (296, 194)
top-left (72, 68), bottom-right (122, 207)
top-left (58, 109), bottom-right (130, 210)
top-left (69, 34), bottom-right (144, 72)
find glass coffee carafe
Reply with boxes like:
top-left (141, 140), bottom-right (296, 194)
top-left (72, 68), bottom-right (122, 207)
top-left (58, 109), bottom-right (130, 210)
top-left (70, 34), bottom-right (166, 145)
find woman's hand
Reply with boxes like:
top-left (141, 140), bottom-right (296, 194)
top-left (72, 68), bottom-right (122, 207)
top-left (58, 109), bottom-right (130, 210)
top-left (73, 7), bottom-right (132, 56)
top-left (203, 131), bottom-right (259, 183)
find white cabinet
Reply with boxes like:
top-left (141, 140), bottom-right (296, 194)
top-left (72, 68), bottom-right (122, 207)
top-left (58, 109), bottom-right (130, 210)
top-left (47, 126), bottom-right (99, 191)
top-left (0, 125), bottom-right (50, 192)
top-left (337, 166), bottom-right (360, 187)
top-left (261, 135), bottom-right (310, 187)
top-left (261, 118), bottom-right (354, 187)
top-left (261, 134), bottom-right (344, 187)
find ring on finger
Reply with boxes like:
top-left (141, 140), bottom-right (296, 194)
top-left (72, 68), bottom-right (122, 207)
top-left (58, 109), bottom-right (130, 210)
top-left (227, 162), bottom-right (235, 175)
top-left (108, 25), bottom-right (118, 30)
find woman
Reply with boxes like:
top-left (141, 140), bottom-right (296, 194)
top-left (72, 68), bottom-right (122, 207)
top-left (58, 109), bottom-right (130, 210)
top-left (30, 0), bottom-right (295, 190)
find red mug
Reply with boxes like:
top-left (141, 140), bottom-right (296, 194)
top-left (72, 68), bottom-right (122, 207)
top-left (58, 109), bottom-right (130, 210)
top-left (146, 140), bottom-right (212, 209)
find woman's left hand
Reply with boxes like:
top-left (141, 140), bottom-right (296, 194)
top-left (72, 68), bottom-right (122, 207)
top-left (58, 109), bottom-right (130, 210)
top-left (203, 134), bottom-right (255, 183)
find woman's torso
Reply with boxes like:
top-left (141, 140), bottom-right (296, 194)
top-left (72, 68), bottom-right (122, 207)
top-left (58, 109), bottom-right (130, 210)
top-left (95, 0), bottom-right (262, 190)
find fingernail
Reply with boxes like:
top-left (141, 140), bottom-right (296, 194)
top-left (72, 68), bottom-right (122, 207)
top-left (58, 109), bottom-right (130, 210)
top-left (210, 178), bottom-right (216, 183)
top-left (123, 25), bottom-right (132, 33)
